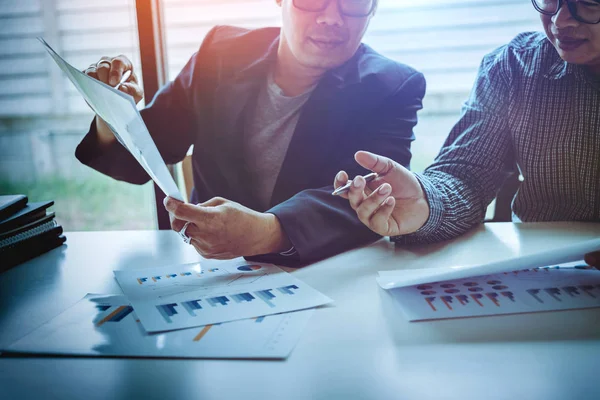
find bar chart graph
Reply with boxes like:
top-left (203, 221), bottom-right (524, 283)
top-left (182, 300), bottom-right (202, 316)
top-left (154, 283), bottom-right (308, 323)
top-left (115, 260), bottom-right (333, 332)
top-left (96, 305), bottom-right (134, 326)
top-left (156, 303), bottom-right (178, 323)
top-left (278, 285), bottom-right (299, 295)
top-left (231, 293), bottom-right (255, 303)
top-left (206, 296), bottom-right (230, 307)
top-left (255, 289), bottom-right (277, 308)
top-left (391, 265), bottom-right (600, 321)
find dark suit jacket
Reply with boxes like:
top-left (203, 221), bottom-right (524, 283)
top-left (76, 25), bottom-right (426, 266)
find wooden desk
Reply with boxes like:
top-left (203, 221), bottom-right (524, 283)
top-left (1, 222), bottom-right (599, 400)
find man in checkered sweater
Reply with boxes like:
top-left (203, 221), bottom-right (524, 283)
top-left (333, 0), bottom-right (600, 265)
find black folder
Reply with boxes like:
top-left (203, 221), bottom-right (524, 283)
top-left (0, 194), bottom-right (28, 221)
top-left (0, 201), bottom-right (54, 234)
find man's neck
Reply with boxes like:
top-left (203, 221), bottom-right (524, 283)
top-left (274, 46), bottom-right (325, 97)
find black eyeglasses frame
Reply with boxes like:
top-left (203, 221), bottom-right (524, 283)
top-left (531, 0), bottom-right (600, 24)
top-left (292, 0), bottom-right (377, 18)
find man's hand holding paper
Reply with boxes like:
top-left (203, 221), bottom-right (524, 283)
top-left (164, 197), bottom-right (291, 260)
top-left (83, 55), bottom-right (144, 149)
top-left (39, 38), bottom-right (183, 202)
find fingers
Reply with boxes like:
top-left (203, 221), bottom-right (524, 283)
top-left (82, 55), bottom-right (135, 87)
top-left (584, 251), bottom-right (600, 269)
top-left (164, 197), bottom-right (207, 223)
top-left (119, 82), bottom-right (143, 101)
top-left (83, 64), bottom-right (99, 80)
top-left (354, 151), bottom-right (397, 177)
top-left (172, 216), bottom-right (231, 260)
top-left (354, 183), bottom-right (391, 223)
top-left (334, 171), bottom-right (348, 189)
top-left (108, 55), bottom-right (132, 86)
top-left (189, 238), bottom-right (235, 260)
top-left (368, 196), bottom-right (396, 235)
top-left (169, 215), bottom-right (188, 233)
top-left (347, 175), bottom-right (368, 210)
top-left (95, 56), bottom-right (111, 83)
top-left (199, 197), bottom-right (227, 207)
top-left (333, 171), bottom-right (349, 199)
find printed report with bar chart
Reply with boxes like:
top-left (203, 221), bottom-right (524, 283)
top-left (5, 294), bottom-right (314, 359)
top-left (388, 261), bottom-right (600, 321)
top-left (114, 259), bottom-right (332, 332)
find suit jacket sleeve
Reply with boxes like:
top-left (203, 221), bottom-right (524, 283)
top-left (75, 27), bottom-right (221, 184)
top-left (251, 72), bottom-right (426, 266)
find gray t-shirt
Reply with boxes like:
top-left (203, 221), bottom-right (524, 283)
top-left (244, 71), bottom-right (315, 209)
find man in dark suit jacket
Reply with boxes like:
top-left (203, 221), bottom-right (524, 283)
top-left (76, 0), bottom-right (425, 266)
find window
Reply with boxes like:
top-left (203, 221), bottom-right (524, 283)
top-left (0, 0), bottom-right (155, 230)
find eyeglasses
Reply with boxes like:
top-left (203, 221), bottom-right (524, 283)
top-left (532, 0), bottom-right (600, 24)
top-left (293, 0), bottom-right (376, 18)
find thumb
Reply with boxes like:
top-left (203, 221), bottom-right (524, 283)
top-left (355, 151), bottom-right (397, 176)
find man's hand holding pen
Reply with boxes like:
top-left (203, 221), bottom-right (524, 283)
top-left (164, 197), bottom-right (291, 260)
top-left (333, 151), bottom-right (430, 237)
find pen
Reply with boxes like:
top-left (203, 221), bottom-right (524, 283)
top-left (115, 70), bottom-right (131, 90)
top-left (331, 172), bottom-right (379, 196)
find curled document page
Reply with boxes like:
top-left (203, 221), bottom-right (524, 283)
top-left (38, 38), bottom-right (183, 202)
top-left (377, 237), bottom-right (600, 290)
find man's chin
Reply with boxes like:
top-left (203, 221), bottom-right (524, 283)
top-left (557, 51), bottom-right (596, 67)
top-left (299, 53), bottom-right (352, 71)
top-left (554, 44), bottom-right (597, 66)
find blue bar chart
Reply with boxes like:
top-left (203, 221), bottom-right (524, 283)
top-left (255, 290), bottom-right (276, 308)
top-left (115, 260), bottom-right (333, 332)
top-left (156, 303), bottom-right (178, 323)
top-left (278, 285), bottom-right (299, 295)
top-left (231, 293), bottom-right (255, 303)
top-left (182, 300), bottom-right (202, 316)
top-left (206, 296), bottom-right (230, 307)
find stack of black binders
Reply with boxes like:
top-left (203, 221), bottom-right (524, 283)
top-left (0, 194), bottom-right (66, 272)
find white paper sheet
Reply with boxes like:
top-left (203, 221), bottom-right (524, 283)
top-left (39, 38), bottom-right (183, 201)
top-left (5, 294), bottom-right (313, 359)
top-left (114, 260), bottom-right (333, 333)
top-left (377, 237), bottom-right (600, 289)
top-left (388, 261), bottom-right (600, 321)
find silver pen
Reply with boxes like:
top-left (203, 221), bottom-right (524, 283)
top-left (115, 70), bottom-right (132, 90)
top-left (331, 172), bottom-right (379, 196)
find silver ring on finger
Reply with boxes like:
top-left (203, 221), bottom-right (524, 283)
top-left (178, 221), bottom-right (192, 245)
top-left (96, 60), bottom-right (111, 69)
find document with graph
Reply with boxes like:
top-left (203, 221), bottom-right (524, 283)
top-left (38, 37), bottom-right (183, 201)
top-left (377, 237), bottom-right (600, 290)
top-left (114, 259), bottom-right (332, 332)
top-left (388, 261), bottom-right (600, 321)
top-left (5, 294), bottom-right (314, 359)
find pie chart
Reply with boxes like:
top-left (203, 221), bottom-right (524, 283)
top-left (237, 265), bottom-right (262, 272)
